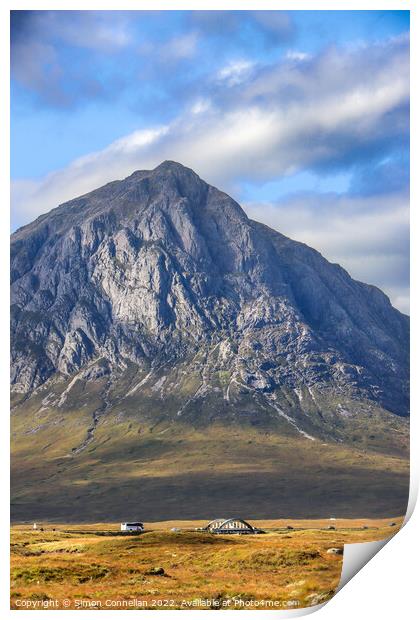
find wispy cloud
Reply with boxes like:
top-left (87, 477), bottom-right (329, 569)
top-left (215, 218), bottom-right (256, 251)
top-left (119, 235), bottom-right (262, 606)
top-left (217, 59), bottom-right (255, 86)
top-left (285, 50), bottom-right (310, 61)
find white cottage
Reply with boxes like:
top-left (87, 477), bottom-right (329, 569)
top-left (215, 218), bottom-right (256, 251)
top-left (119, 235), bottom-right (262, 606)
top-left (120, 521), bottom-right (144, 532)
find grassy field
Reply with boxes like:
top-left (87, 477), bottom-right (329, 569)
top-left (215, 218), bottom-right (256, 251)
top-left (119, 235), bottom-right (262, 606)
top-left (10, 517), bottom-right (403, 611)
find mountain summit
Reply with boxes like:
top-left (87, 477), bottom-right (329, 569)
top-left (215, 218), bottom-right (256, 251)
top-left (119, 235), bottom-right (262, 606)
top-left (11, 162), bottom-right (409, 520)
top-left (11, 161), bottom-right (408, 414)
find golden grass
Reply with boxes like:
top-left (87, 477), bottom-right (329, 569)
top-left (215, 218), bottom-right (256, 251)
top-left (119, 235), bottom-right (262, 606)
top-left (11, 517), bottom-right (403, 610)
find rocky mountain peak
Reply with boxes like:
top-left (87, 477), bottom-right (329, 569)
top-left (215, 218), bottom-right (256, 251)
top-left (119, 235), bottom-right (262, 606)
top-left (11, 162), bottom-right (409, 425)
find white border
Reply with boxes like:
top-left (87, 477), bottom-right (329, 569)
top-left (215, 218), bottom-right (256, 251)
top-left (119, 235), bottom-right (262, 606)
top-left (2, 1), bottom-right (417, 618)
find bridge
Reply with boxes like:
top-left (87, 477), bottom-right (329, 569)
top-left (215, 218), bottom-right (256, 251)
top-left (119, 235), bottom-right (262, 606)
top-left (204, 518), bottom-right (262, 534)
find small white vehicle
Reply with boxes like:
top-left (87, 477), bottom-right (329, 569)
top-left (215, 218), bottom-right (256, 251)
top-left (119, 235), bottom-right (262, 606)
top-left (120, 521), bottom-right (144, 532)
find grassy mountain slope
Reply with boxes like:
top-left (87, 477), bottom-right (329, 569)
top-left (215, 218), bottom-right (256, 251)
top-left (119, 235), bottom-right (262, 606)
top-left (11, 365), bottom-right (409, 522)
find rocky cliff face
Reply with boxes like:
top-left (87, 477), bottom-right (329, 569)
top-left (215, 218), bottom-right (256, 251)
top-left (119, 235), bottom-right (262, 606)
top-left (11, 161), bottom-right (409, 437)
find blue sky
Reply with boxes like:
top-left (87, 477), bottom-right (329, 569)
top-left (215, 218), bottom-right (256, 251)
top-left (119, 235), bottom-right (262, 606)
top-left (10, 10), bottom-right (410, 312)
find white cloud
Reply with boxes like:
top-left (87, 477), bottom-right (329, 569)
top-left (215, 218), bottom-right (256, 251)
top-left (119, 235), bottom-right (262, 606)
top-left (285, 50), bottom-right (310, 61)
top-left (190, 98), bottom-right (212, 115)
top-left (217, 59), bottom-right (255, 86)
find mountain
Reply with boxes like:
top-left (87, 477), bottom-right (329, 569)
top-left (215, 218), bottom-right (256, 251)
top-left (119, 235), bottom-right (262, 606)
top-left (10, 161), bottom-right (409, 522)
